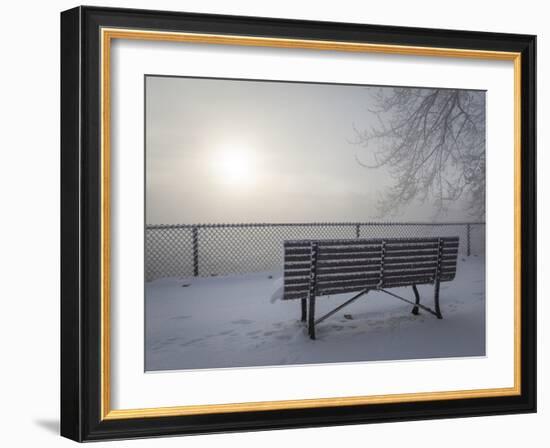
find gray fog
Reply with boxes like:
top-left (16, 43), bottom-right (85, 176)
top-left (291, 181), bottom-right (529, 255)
top-left (145, 76), bottom-right (477, 224)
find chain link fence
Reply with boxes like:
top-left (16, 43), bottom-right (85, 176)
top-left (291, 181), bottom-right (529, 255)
top-left (145, 222), bottom-right (485, 281)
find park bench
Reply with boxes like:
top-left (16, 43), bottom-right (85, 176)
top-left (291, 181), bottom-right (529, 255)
top-left (283, 236), bottom-right (459, 339)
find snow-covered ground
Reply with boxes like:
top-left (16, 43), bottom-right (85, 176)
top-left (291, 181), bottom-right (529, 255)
top-left (145, 256), bottom-right (485, 371)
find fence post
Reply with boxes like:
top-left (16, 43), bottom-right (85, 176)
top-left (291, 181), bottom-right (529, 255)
top-left (192, 226), bottom-right (199, 276)
top-left (355, 224), bottom-right (360, 239)
top-left (466, 224), bottom-right (471, 257)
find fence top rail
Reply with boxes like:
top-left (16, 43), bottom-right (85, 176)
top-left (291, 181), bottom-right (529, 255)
top-left (146, 222), bottom-right (486, 230)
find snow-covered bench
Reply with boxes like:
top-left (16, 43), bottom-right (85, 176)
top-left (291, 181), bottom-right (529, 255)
top-left (283, 236), bottom-right (459, 339)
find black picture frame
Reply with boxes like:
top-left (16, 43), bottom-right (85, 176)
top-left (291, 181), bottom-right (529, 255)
top-left (61, 5), bottom-right (536, 442)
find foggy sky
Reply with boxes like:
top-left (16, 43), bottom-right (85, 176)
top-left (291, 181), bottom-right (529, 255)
top-left (146, 76), bottom-right (479, 224)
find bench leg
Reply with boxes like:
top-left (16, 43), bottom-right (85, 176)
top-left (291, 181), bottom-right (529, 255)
top-left (434, 279), bottom-right (443, 319)
top-left (308, 295), bottom-right (316, 340)
top-left (411, 284), bottom-right (420, 315)
top-left (300, 298), bottom-right (307, 322)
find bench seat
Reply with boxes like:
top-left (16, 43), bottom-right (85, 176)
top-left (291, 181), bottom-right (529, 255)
top-left (283, 237), bottom-right (459, 339)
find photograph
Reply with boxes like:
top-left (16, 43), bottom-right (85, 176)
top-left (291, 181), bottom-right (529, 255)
top-left (144, 76), bottom-right (487, 371)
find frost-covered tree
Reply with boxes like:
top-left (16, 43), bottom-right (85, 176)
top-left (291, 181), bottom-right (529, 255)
top-left (353, 88), bottom-right (485, 219)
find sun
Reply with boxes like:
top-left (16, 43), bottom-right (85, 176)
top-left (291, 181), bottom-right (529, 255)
top-left (214, 144), bottom-right (256, 187)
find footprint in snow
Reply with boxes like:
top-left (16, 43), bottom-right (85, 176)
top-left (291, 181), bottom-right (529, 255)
top-left (275, 334), bottom-right (292, 341)
top-left (179, 337), bottom-right (204, 347)
top-left (171, 315), bottom-right (191, 320)
top-left (231, 319), bottom-right (254, 325)
top-left (246, 330), bottom-right (262, 336)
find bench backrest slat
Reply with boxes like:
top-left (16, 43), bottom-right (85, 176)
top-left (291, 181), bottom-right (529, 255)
top-left (282, 236), bottom-right (459, 300)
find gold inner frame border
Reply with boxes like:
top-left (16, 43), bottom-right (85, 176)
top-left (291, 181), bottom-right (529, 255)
top-left (99, 27), bottom-right (522, 421)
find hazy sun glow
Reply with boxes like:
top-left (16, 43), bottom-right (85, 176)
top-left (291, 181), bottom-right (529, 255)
top-left (214, 144), bottom-right (256, 187)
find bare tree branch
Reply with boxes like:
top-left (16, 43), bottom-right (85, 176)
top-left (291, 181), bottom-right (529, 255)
top-left (353, 88), bottom-right (485, 219)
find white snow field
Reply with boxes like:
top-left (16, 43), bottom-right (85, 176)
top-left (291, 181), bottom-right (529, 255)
top-left (145, 256), bottom-right (485, 371)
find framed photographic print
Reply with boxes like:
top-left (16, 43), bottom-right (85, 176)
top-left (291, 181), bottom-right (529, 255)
top-left (60, 6), bottom-right (536, 442)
